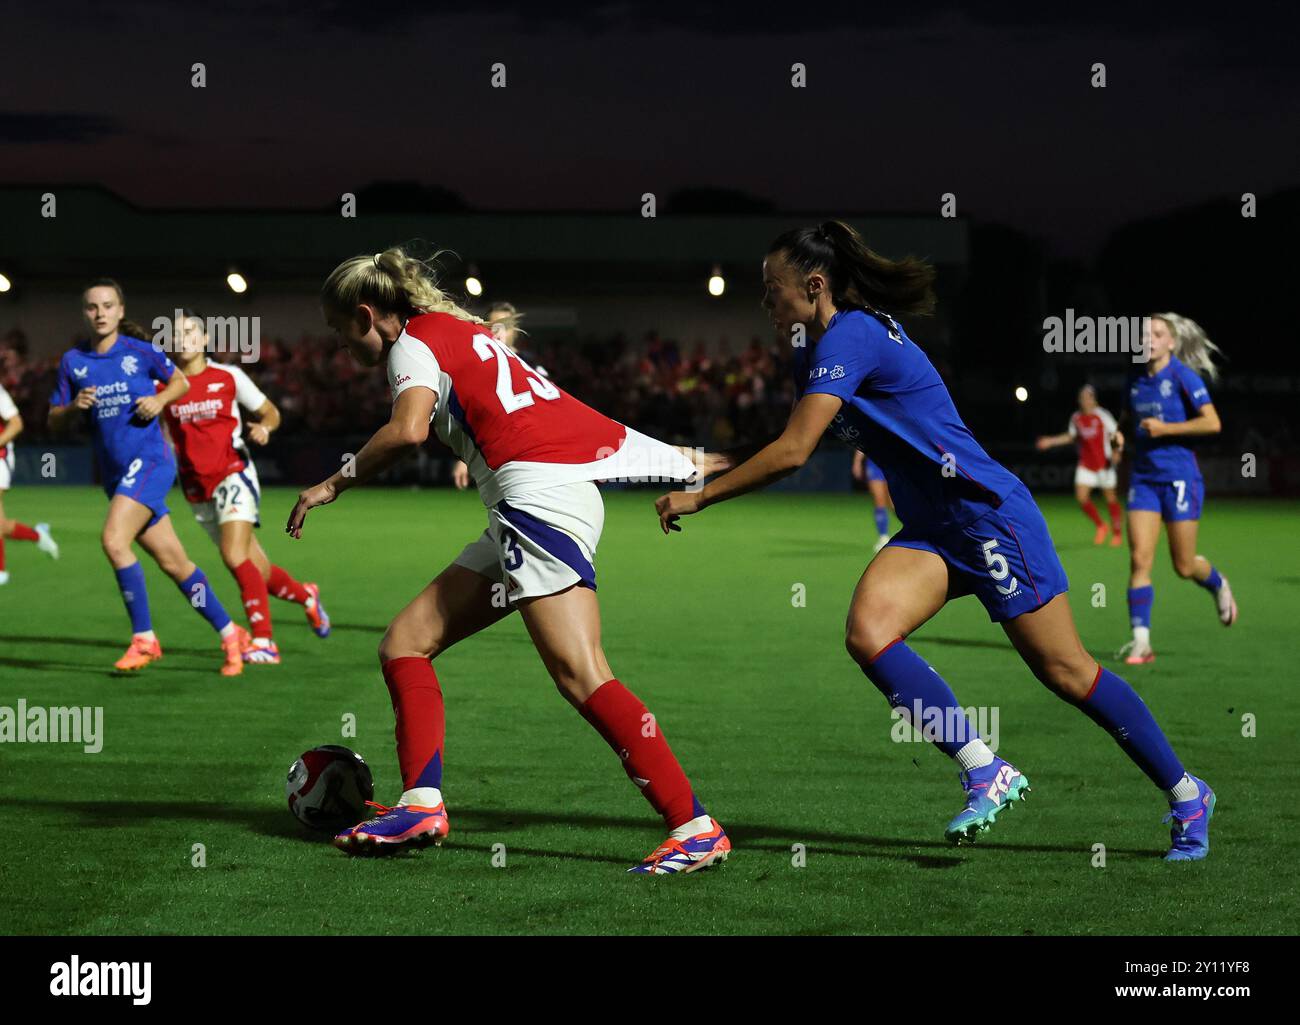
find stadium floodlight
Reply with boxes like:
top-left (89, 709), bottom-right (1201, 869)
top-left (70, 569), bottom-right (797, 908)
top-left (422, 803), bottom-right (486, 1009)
top-left (1015, 386), bottom-right (1029, 402)
top-left (227, 271), bottom-right (249, 294)
top-left (708, 265), bottom-right (725, 297)
top-left (465, 264), bottom-right (483, 297)
top-left (0, 272), bottom-right (11, 293)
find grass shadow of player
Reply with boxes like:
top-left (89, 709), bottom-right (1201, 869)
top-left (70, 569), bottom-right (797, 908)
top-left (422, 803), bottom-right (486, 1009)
top-left (0, 632), bottom-right (129, 651)
top-left (0, 655), bottom-right (97, 672)
top-left (0, 632), bottom-right (214, 659)
top-left (456, 807), bottom-right (1162, 862)
top-left (2, 798), bottom-right (1164, 864)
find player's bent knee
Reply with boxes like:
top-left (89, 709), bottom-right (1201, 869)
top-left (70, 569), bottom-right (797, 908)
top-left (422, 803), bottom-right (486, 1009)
top-left (845, 618), bottom-right (899, 665)
top-left (543, 652), bottom-right (604, 703)
top-left (101, 531), bottom-right (131, 564)
top-left (378, 625), bottom-right (437, 663)
top-left (219, 545), bottom-right (244, 570)
top-left (161, 557), bottom-right (191, 581)
top-left (1040, 657), bottom-right (1096, 701)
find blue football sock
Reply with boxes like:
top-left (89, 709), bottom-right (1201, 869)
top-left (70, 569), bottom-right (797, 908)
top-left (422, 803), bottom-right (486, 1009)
top-left (874, 507), bottom-right (890, 536)
top-left (1197, 566), bottom-right (1222, 592)
top-left (860, 639), bottom-right (978, 757)
top-left (177, 567), bottom-right (233, 634)
top-left (1127, 585), bottom-right (1154, 630)
top-left (1077, 667), bottom-right (1184, 790)
top-left (114, 561), bottom-right (152, 634)
top-left (413, 751), bottom-right (443, 790)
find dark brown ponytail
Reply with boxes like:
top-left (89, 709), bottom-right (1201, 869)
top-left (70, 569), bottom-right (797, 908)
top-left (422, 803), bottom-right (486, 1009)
top-left (768, 220), bottom-right (936, 317)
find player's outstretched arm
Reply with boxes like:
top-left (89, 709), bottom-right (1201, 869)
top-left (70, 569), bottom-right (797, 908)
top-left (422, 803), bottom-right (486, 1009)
top-left (1035, 432), bottom-right (1072, 450)
top-left (286, 386), bottom-right (436, 538)
top-left (655, 393), bottom-right (841, 533)
top-left (851, 449), bottom-right (866, 481)
top-left (1140, 403), bottom-right (1221, 439)
top-left (0, 411), bottom-right (23, 449)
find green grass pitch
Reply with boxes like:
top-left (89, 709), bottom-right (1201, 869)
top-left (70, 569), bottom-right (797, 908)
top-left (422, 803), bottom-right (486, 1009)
top-left (1, 485), bottom-right (1296, 935)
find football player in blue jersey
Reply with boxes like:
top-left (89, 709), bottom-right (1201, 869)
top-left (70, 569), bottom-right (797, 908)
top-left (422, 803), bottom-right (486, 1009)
top-left (1115, 313), bottom-right (1235, 665)
top-left (656, 221), bottom-right (1215, 861)
top-left (851, 450), bottom-right (894, 553)
top-left (48, 280), bottom-right (247, 675)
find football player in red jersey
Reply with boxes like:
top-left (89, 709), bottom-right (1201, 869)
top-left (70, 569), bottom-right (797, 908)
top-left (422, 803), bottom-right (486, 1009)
top-left (1036, 384), bottom-right (1124, 546)
top-left (0, 381), bottom-right (60, 585)
top-left (286, 248), bottom-right (731, 875)
top-left (164, 312), bottom-right (332, 664)
top-left (449, 302), bottom-right (540, 490)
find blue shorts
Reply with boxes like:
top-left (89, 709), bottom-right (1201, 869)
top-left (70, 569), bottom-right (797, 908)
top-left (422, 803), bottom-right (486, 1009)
top-left (865, 459), bottom-right (886, 483)
top-left (887, 483), bottom-right (1069, 623)
top-left (104, 456), bottom-right (175, 528)
top-left (1128, 475), bottom-right (1203, 522)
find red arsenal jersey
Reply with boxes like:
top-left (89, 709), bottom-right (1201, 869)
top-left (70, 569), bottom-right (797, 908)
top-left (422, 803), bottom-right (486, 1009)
top-left (163, 362), bottom-right (269, 502)
top-left (0, 383), bottom-right (17, 461)
top-left (1068, 408), bottom-right (1117, 471)
top-left (388, 311), bottom-right (696, 505)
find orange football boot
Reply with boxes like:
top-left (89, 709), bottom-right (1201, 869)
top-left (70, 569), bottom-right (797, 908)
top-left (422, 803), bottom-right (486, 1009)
top-left (114, 636), bottom-right (162, 672)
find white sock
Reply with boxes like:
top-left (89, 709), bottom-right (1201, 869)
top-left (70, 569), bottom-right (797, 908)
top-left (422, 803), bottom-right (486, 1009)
top-left (219, 622), bottom-right (236, 640)
top-left (252, 637), bottom-right (273, 648)
top-left (399, 787), bottom-right (443, 809)
top-left (954, 739), bottom-right (996, 772)
top-left (1166, 774), bottom-right (1199, 804)
top-left (132, 630), bottom-right (157, 642)
top-left (1133, 626), bottom-right (1151, 646)
top-left (669, 813), bottom-right (713, 841)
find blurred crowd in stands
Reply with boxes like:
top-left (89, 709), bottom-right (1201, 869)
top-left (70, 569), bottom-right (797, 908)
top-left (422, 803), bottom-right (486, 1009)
top-left (0, 326), bottom-right (796, 448)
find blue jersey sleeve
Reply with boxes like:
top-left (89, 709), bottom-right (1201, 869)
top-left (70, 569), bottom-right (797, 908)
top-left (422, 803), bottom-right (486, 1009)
top-left (144, 342), bottom-right (177, 383)
top-left (803, 316), bottom-right (880, 404)
top-left (1174, 362), bottom-right (1212, 410)
top-left (50, 354), bottom-right (74, 407)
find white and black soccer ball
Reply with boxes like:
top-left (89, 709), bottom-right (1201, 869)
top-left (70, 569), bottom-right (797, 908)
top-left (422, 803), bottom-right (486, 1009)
top-left (286, 745), bottom-right (374, 831)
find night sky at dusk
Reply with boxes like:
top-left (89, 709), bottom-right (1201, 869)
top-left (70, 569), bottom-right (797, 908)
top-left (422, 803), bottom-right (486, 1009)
top-left (4, 1), bottom-right (1299, 257)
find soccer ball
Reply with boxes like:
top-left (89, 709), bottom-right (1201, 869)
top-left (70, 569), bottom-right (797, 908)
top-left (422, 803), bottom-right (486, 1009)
top-left (285, 745), bottom-right (374, 831)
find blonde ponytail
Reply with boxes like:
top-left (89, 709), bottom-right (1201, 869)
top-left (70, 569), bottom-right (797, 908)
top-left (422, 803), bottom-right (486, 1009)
top-left (321, 246), bottom-right (482, 324)
top-left (1152, 312), bottom-right (1223, 382)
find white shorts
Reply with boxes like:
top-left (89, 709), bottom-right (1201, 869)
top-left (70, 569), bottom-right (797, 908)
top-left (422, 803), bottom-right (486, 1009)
top-left (1075, 465), bottom-right (1117, 490)
top-left (0, 447), bottom-right (13, 491)
top-left (191, 464), bottom-right (261, 544)
top-left (454, 480), bottom-right (605, 604)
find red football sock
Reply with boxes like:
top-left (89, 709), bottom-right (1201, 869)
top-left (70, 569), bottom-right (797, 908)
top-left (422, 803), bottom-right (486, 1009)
top-left (579, 679), bottom-right (700, 830)
top-left (1080, 500), bottom-right (1103, 527)
top-left (381, 656), bottom-right (445, 792)
top-left (233, 559), bottom-right (273, 639)
top-left (1107, 502), bottom-right (1123, 532)
top-left (267, 564), bottom-right (311, 604)
top-left (8, 523), bottom-right (38, 542)
top-left (0, 536), bottom-right (5, 571)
